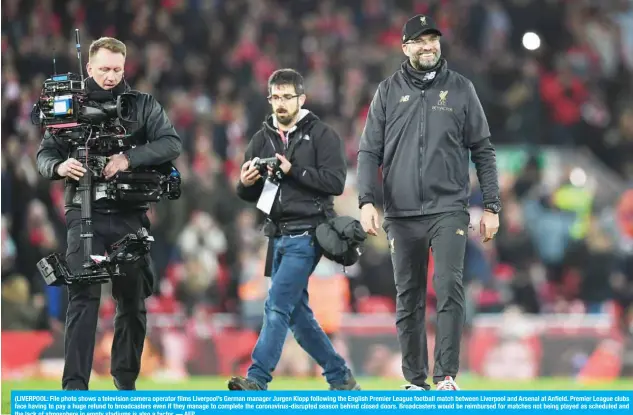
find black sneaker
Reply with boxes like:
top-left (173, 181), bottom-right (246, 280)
top-left (329, 374), bottom-right (362, 390)
top-left (113, 378), bottom-right (136, 391)
top-left (227, 376), bottom-right (263, 391)
top-left (402, 384), bottom-right (431, 391)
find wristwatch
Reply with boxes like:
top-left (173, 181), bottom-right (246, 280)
top-left (484, 202), bottom-right (501, 214)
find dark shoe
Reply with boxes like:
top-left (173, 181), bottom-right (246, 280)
top-left (329, 373), bottom-right (361, 390)
top-left (113, 378), bottom-right (136, 390)
top-left (63, 382), bottom-right (87, 391)
top-left (228, 376), bottom-right (263, 391)
top-left (402, 384), bottom-right (431, 391)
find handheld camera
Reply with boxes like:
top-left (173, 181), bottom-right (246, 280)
top-left (253, 157), bottom-right (284, 182)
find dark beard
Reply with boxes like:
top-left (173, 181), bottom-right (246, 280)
top-left (275, 109), bottom-right (298, 126)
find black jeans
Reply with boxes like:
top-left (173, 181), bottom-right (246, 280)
top-left (62, 208), bottom-right (154, 390)
top-left (383, 211), bottom-right (469, 388)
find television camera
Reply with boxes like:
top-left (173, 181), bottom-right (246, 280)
top-left (34, 29), bottom-right (181, 287)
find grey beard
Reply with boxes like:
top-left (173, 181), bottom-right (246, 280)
top-left (412, 55), bottom-right (439, 70)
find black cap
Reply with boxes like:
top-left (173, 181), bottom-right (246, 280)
top-left (402, 14), bottom-right (442, 43)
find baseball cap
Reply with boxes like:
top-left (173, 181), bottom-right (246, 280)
top-left (402, 14), bottom-right (442, 43)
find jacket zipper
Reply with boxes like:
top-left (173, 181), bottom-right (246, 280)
top-left (420, 90), bottom-right (426, 214)
top-left (266, 135), bottom-right (282, 210)
top-left (277, 130), bottom-right (289, 207)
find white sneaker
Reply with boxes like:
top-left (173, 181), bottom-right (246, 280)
top-left (436, 376), bottom-right (460, 390)
top-left (401, 384), bottom-right (428, 391)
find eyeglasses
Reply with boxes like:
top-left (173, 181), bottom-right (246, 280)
top-left (267, 94), bottom-right (301, 103)
top-left (405, 35), bottom-right (440, 46)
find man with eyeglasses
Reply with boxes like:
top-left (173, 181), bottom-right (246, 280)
top-left (228, 68), bottom-right (360, 391)
top-left (357, 15), bottom-right (501, 391)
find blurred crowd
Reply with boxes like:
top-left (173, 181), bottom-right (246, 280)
top-left (2, 0), bottom-right (633, 337)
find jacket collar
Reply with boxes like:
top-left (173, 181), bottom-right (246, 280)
top-left (400, 58), bottom-right (448, 89)
top-left (85, 77), bottom-right (131, 101)
top-left (263, 109), bottom-right (317, 134)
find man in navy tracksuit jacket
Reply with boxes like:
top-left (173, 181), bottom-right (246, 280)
top-left (357, 15), bottom-right (501, 391)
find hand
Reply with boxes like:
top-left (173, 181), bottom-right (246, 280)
top-left (103, 154), bottom-right (130, 179)
top-left (274, 153), bottom-right (292, 174)
top-left (32, 294), bottom-right (46, 309)
top-left (479, 210), bottom-right (499, 243)
top-left (49, 318), bottom-right (64, 334)
top-left (56, 158), bottom-right (86, 181)
top-left (360, 204), bottom-right (381, 236)
top-left (240, 160), bottom-right (261, 187)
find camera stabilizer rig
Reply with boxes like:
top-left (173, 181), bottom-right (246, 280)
top-left (36, 145), bottom-right (157, 286)
top-left (35, 29), bottom-right (181, 286)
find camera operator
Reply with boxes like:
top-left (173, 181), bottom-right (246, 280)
top-left (227, 69), bottom-right (360, 391)
top-left (35, 37), bottom-right (182, 391)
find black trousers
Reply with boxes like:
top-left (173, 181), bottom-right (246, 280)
top-left (62, 208), bottom-right (153, 390)
top-left (383, 211), bottom-right (469, 388)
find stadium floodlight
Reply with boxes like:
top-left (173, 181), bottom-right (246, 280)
top-left (522, 32), bottom-right (541, 51)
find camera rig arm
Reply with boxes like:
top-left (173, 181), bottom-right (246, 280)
top-left (37, 146), bottom-right (157, 286)
top-left (37, 228), bottom-right (154, 286)
top-left (37, 142), bottom-right (180, 286)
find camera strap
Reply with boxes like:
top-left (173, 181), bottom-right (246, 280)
top-left (279, 128), bottom-right (303, 163)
